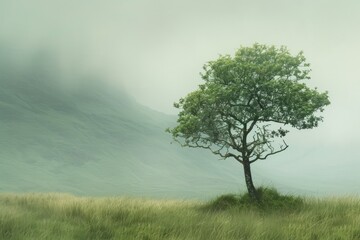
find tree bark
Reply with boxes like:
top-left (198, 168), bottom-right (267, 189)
top-left (243, 161), bottom-right (259, 203)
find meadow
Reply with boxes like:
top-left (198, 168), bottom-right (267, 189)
top-left (1, 191), bottom-right (360, 240)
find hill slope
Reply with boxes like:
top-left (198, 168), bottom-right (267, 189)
top-left (0, 51), bottom-right (242, 199)
top-left (2, 49), bottom-right (358, 198)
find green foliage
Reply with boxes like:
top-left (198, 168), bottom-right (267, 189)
top-left (168, 43), bottom-right (330, 202)
top-left (2, 193), bottom-right (360, 240)
top-left (206, 187), bottom-right (304, 211)
top-left (168, 43), bottom-right (330, 164)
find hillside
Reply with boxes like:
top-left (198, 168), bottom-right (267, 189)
top-left (2, 49), bottom-right (358, 199)
top-left (0, 51), bottom-right (242, 199)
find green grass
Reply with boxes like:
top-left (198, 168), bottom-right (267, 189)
top-left (1, 192), bottom-right (360, 240)
top-left (206, 187), bottom-right (305, 211)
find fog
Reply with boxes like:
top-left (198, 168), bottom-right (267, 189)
top-left (1, 0), bottom-right (358, 111)
top-left (1, 0), bottom-right (360, 195)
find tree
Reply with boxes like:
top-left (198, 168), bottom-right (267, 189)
top-left (167, 44), bottom-right (330, 202)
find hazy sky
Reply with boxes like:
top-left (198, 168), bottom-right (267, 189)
top-left (1, 0), bottom-right (360, 194)
top-left (1, 0), bottom-right (359, 141)
top-left (1, 0), bottom-right (358, 111)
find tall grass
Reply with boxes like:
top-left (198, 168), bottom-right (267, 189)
top-left (1, 192), bottom-right (360, 239)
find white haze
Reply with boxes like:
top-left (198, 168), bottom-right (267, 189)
top-left (1, 0), bottom-right (360, 195)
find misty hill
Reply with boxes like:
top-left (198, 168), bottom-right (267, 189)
top-left (1, 50), bottom-right (359, 199)
top-left (0, 52), bottom-right (244, 199)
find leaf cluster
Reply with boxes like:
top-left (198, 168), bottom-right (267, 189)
top-left (168, 43), bottom-right (330, 163)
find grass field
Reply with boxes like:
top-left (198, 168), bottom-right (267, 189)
top-left (1, 192), bottom-right (360, 240)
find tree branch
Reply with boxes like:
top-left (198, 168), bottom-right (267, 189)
top-left (249, 140), bottom-right (289, 163)
top-left (173, 136), bottom-right (243, 163)
top-left (247, 117), bottom-right (259, 134)
top-left (257, 118), bottom-right (287, 124)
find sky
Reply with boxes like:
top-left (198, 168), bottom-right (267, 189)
top-left (1, 0), bottom-right (358, 113)
top-left (1, 0), bottom-right (360, 194)
top-left (1, 0), bottom-right (359, 143)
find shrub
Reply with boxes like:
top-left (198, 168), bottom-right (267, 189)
top-left (206, 194), bottom-right (240, 210)
top-left (206, 187), bottom-right (304, 211)
top-left (253, 187), bottom-right (304, 210)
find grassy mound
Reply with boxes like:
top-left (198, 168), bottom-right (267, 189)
top-left (207, 187), bottom-right (304, 211)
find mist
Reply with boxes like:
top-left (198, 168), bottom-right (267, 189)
top-left (1, 0), bottom-right (360, 196)
top-left (1, 0), bottom-right (358, 111)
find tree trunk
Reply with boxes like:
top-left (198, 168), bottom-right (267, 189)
top-left (243, 162), bottom-right (259, 203)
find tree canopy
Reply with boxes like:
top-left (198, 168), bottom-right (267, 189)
top-left (168, 43), bottom-right (330, 201)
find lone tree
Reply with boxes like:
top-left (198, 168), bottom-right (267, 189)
top-left (167, 44), bottom-right (330, 202)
